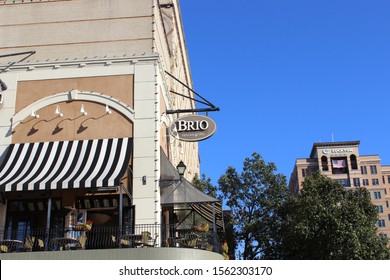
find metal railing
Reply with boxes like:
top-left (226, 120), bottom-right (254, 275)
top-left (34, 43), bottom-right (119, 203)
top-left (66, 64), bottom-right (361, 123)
top-left (0, 224), bottom-right (221, 254)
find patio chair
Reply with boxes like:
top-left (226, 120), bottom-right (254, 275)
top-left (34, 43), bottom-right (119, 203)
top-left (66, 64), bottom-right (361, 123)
top-left (144, 233), bottom-right (159, 247)
top-left (24, 236), bottom-right (35, 252)
top-left (23, 236), bottom-right (44, 251)
top-left (78, 236), bottom-right (87, 250)
top-left (121, 238), bottom-right (131, 247)
top-left (0, 245), bottom-right (8, 253)
top-left (37, 238), bottom-right (45, 251)
top-left (141, 231), bottom-right (158, 247)
top-left (141, 231), bottom-right (152, 247)
top-left (186, 238), bottom-right (198, 248)
top-left (111, 235), bottom-right (127, 248)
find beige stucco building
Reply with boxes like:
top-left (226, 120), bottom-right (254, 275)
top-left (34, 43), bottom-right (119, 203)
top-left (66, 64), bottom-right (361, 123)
top-left (289, 141), bottom-right (390, 240)
top-left (0, 0), bottom-right (222, 260)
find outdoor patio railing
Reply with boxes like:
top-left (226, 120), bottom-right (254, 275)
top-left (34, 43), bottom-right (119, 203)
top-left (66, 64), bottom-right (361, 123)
top-left (0, 224), bottom-right (221, 254)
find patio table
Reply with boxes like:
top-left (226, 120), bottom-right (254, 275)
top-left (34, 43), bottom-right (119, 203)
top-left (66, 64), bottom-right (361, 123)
top-left (0, 239), bottom-right (23, 253)
top-left (49, 237), bottom-right (81, 251)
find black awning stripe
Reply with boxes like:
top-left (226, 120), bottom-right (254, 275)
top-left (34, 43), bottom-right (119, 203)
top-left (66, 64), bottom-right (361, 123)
top-left (42, 140), bottom-right (74, 190)
top-left (26, 141), bottom-right (54, 191)
top-left (11, 142), bottom-right (46, 190)
top-left (103, 138), bottom-right (129, 186)
top-left (32, 141), bottom-right (65, 191)
top-left (89, 138), bottom-right (114, 187)
top-left (114, 138), bottom-right (133, 186)
top-left (69, 139), bottom-right (100, 189)
top-left (0, 138), bottom-right (132, 192)
top-left (0, 143), bottom-right (35, 190)
top-left (82, 138), bottom-right (107, 188)
top-left (55, 139), bottom-right (85, 189)
top-left (0, 144), bottom-right (18, 178)
top-left (66, 140), bottom-right (94, 189)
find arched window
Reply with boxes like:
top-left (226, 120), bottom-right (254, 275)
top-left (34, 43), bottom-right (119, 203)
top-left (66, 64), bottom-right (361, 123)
top-left (321, 156), bottom-right (328, 171)
top-left (350, 154), bottom-right (358, 170)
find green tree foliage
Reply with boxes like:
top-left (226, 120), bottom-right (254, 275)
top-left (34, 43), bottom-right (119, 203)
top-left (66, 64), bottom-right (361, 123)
top-left (218, 152), bottom-right (289, 259)
top-left (192, 173), bottom-right (217, 198)
top-left (192, 173), bottom-right (237, 259)
top-left (280, 172), bottom-right (390, 260)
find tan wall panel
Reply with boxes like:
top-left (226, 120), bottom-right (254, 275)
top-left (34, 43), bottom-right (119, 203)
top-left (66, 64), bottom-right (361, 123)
top-left (1, 18), bottom-right (153, 49)
top-left (12, 101), bottom-right (133, 143)
top-left (16, 75), bottom-right (134, 112)
top-left (0, 0), bottom-right (153, 26)
top-left (0, 0), bottom-right (154, 62)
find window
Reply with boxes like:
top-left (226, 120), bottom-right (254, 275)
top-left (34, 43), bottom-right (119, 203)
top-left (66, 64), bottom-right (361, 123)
top-left (377, 205), bottom-right (384, 213)
top-left (302, 169), bottom-right (307, 177)
top-left (388, 176), bottom-right (390, 184)
top-left (335, 179), bottom-right (350, 187)
top-left (350, 155), bottom-right (358, 170)
top-left (388, 214), bottom-right (390, 221)
top-left (378, 220), bottom-right (386, 227)
top-left (372, 178), bottom-right (379, 186)
top-left (361, 166), bottom-right (367, 175)
top-left (370, 165), bottom-right (378, 174)
top-left (321, 156), bottom-right (328, 171)
top-left (374, 192), bottom-right (382, 199)
top-left (387, 201), bottom-right (389, 208)
top-left (383, 176), bottom-right (386, 184)
top-left (362, 179), bottom-right (369, 186)
top-left (331, 157), bottom-right (348, 174)
top-left (353, 178), bottom-right (360, 187)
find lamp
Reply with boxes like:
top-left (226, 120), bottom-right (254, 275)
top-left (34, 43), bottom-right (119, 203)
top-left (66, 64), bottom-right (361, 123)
top-left (105, 104), bottom-right (112, 114)
top-left (80, 104), bottom-right (88, 116)
top-left (31, 108), bottom-right (39, 119)
top-left (176, 160), bottom-right (186, 177)
top-left (160, 160), bottom-right (187, 184)
top-left (55, 105), bottom-right (63, 117)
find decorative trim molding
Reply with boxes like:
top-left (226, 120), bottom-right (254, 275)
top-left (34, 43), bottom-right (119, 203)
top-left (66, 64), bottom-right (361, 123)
top-left (12, 89), bottom-right (135, 129)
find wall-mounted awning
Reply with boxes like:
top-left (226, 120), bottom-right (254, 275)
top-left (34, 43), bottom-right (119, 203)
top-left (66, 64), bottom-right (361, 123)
top-left (0, 138), bottom-right (132, 192)
top-left (160, 149), bottom-right (224, 229)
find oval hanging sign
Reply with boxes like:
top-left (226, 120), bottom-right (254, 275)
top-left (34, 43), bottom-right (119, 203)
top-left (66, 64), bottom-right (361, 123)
top-left (170, 115), bottom-right (217, 142)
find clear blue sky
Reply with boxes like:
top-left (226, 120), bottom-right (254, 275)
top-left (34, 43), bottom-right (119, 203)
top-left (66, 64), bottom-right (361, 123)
top-left (180, 0), bottom-right (390, 183)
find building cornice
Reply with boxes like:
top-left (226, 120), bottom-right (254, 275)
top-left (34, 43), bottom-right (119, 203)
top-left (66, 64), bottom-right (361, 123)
top-left (1, 54), bottom-right (159, 73)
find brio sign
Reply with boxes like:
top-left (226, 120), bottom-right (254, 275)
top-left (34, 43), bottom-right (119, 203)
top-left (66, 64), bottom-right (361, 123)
top-left (170, 115), bottom-right (216, 142)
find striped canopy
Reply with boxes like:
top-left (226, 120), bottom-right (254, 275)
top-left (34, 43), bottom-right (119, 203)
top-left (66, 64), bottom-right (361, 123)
top-left (0, 138), bottom-right (132, 192)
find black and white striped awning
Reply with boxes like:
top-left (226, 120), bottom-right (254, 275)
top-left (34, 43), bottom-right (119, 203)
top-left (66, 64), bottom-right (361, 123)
top-left (0, 138), bottom-right (132, 192)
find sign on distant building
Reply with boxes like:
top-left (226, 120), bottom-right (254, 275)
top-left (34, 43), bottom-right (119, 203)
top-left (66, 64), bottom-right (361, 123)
top-left (170, 115), bottom-right (216, 142)
top-left (322, 148), bottom-right (354, 154)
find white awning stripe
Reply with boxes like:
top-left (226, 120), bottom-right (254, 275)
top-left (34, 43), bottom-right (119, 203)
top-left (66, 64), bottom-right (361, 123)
top-left (0, 138), bottom-right (132, 192)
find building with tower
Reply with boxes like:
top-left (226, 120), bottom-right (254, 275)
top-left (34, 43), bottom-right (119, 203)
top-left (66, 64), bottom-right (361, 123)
top-left (289, 141), bottom-right (390, 240)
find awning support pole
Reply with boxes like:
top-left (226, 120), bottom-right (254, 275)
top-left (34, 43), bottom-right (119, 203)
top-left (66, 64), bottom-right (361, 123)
top-left (212, 202), bottom-right (217, 251)
top-left (118, 183), bottom-right (123, 248)
top-left (45, 197), bottom-right (52, 251)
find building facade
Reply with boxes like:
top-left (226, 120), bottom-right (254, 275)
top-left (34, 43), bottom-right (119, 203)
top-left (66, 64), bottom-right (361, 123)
top-left (289, 141), bottom-right (390, 240)
top-left (0, 0), bottom-right (222, 259)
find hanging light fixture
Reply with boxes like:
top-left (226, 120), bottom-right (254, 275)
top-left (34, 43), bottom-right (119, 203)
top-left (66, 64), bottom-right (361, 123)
top-left (105, 104), bottom-right (112, 114)
top-left (55, 105), bottom-right (63, 117)
top-left (80, 104), bottom-right (88, 116)
top-left (31, 108), bottom-right (39, 119)
top-left (176, 161), bottom-right (187, 178)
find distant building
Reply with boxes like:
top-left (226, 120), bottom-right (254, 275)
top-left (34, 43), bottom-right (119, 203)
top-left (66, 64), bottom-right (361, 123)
top-left (289, 141), bottom-right (390, 240)
top-left (0, 0), bottom-right (222, 260)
